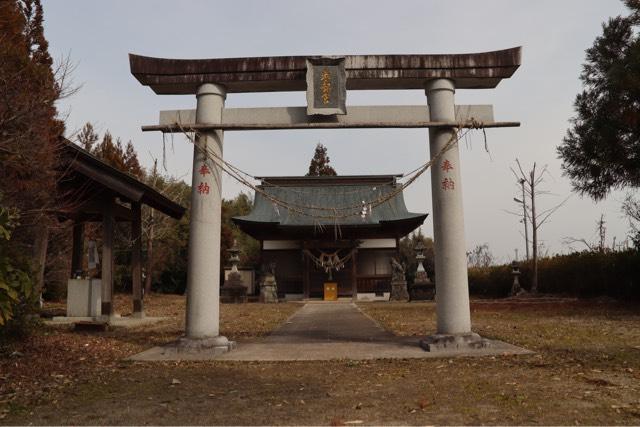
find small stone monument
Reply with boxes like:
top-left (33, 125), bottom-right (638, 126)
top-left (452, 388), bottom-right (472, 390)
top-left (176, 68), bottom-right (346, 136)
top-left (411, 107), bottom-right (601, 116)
top-left (260, 262), bottom-right (278, 303)
top-left (220, 240), bottom-right (247, 304)
top-left (390, 257), bottom-right (409, 301)
top-left (409, 241), bottom-right (435, 300)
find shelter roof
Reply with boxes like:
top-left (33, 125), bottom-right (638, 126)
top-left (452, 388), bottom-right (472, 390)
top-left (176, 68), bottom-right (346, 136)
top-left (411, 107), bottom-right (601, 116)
top-left (130, 48), bottom-right (522, 94)
top-left (233, 175), bottom-right (427, 240)
top-left (57, 139), bottom-right (185, 220)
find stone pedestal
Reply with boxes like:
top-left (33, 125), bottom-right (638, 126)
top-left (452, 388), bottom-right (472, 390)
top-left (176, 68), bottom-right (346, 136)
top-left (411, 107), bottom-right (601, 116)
top-left (420, 332), bottom-right (490, 352)
top-left (220, 271), bottom-right (247, 304)
top-left (390, 279), bottom-right (409, 302)
top-left (260, 274), bottom-right (278, 303)
top-left (409, 282), bottom-right (435, 301)
top-left (66, 279), bottom-right (101, 317)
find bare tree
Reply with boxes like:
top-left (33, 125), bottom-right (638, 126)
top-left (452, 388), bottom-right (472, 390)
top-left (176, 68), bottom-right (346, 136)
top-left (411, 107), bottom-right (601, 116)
top-left (622, 193), bottom-right (640, 248)
top-left (467, 243), bottom-right (494, 268)
top-left (143, 161), bottom-right (157, 295)
top-left (142, 159), bottom-right (189, 295)
top-left (564, 214), bottom-right (611, 253)
top-left (506, 159), bottom-right (570, 293)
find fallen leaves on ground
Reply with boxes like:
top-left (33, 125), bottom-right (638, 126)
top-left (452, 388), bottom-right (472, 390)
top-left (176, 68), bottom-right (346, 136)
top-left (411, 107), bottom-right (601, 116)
top-left (2, 297), bottom-right (640, 425)
top-left (0, 294), bottom-right (298, 411)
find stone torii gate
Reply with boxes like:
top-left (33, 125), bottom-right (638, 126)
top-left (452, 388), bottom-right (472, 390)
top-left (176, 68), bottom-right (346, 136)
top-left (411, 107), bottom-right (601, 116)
top-left (129, 48), bottom-right (521, 353)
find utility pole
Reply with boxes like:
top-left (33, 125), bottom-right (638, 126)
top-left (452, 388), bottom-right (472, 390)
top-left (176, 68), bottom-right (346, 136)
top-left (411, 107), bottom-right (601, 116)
top-left (513, 178), bottom-right (530, 260)
top-left (530, 166), bottom-right (538, 294)
top-left (521, 178), bottom-right (530, 260)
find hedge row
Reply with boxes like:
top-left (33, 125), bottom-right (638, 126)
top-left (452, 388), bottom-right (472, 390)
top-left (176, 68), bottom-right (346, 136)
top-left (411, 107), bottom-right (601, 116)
top-left (468, 249), bottom-right (640, 300)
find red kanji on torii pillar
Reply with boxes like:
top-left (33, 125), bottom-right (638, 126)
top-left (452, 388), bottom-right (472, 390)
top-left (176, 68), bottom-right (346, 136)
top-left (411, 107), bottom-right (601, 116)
top-left (129, 48), bottom-right (521, 354)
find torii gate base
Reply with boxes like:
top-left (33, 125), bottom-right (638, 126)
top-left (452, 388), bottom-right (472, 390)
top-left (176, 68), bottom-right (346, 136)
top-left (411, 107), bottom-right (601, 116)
top-left (129, 49), bottom-right (522, 356)
top-left (420, 333), bottom-right (490, 351)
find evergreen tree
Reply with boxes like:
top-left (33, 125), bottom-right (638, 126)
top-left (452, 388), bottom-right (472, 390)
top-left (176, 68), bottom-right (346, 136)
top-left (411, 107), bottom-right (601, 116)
top-left (558, 0), bottom-right (640, 200)
top-left (0, 0), bottom-right (64, 299)
top-left (89, 130), bottom-right (144, 178)
top-left (77, 122), bottom-right (99, 152)
top-left (221, 193), bottom-right (260, 269)
top-left (306, 143), bottom-right (337, 176)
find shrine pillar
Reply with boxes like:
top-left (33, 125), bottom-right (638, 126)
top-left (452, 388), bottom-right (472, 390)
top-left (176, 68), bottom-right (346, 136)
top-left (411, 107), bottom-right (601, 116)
top-left (184, 83), bottom-right (233, 352)
top-left (425, 79), bottom-right (472, 337)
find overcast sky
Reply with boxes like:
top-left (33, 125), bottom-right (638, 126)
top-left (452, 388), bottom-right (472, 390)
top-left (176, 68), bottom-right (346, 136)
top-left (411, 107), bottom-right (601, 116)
top-left (42, 0), bottom-right (633, 262)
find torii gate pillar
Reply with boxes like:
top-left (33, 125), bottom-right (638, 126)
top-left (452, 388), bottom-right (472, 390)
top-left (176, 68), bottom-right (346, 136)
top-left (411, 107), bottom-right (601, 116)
top-left (182, 83), bottom-right (234, 353)
top-left (422, 79), bottom-right (487, 350)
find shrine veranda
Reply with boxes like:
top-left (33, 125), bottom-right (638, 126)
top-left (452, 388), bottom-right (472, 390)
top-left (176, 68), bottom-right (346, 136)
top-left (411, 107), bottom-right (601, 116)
top-left (129, 48), bottom-right (521, 353)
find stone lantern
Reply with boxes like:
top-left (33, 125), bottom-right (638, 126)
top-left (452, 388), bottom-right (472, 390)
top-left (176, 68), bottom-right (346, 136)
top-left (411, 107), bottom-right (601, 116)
top-left (415, 242), bottom-right (430, 283)
top-left (510, 260), bottom-right (522, 296)
top-left (410, 240), bottom-right (435, 300)
top-left (221, 240), bottom-right (247, 303)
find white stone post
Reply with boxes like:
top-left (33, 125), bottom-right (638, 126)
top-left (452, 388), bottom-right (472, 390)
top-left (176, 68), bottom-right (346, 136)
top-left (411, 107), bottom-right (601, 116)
top-left (422, 79), bottom-right (485, 350)
top-left (183, 83), bottom-right (234, 352)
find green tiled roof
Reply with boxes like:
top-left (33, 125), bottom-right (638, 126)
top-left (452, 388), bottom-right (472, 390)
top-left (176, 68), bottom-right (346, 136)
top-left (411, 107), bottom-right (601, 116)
top-left (233, 175), bottom-right (426, 227)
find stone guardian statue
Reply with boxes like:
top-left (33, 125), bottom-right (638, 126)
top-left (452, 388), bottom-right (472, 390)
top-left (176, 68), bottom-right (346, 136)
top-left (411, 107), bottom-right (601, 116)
top-left (389, 256), bottom-right (409, 301)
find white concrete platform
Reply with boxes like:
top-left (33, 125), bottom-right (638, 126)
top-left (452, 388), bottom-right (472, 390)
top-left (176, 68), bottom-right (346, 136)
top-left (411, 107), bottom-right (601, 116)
top-left (47, 316), bottom-right (168, 328)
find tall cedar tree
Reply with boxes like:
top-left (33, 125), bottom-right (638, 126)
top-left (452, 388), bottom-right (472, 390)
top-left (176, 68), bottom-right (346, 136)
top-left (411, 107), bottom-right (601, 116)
top-left (0, 0), bottom-right (64, 293)
top-left (558, 0), bottom-right (640, 200)
top-left (306, 143), bottom-right (337, 176)
top-left (93, 132), bottom-right (143, 178)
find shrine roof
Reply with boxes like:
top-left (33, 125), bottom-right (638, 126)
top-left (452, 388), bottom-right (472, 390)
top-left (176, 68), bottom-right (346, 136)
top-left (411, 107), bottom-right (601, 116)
top-left (233, 175), bottom-right (427, 239)
top-left (57, 140), bottom-right (186, 220)
top-left (130, 47), bottom-right (521, 94)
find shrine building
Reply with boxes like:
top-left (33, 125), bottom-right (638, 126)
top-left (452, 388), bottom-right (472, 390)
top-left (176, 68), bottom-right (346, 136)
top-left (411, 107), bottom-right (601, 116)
top-left (233, 174), bottom-right (427, 300)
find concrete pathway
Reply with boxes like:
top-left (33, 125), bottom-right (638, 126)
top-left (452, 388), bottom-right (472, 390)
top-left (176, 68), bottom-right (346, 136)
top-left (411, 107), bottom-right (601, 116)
top-left (264, 302), bottom-right (395, 344)
top-left (218, 302), bottom-right (531, 361)
top-left (130, 303), bottom-right (532, 361)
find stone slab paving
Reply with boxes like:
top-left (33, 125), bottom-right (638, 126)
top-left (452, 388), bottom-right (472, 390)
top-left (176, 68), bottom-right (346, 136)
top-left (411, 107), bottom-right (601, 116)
top-left (131, 303), bottom-right (532, 361)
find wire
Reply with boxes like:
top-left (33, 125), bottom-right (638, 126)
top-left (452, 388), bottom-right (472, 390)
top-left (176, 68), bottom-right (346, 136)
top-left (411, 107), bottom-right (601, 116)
top-left (176, 121), bottom-right (482, 221)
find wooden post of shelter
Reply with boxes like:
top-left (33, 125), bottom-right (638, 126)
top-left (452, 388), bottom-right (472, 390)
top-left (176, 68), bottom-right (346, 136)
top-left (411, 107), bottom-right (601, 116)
top-left (101, 198), bottom-right (115, 318)
top-left (71, 222), bottom-right (84, 278)
top-left (131, 201), bottom-right (143, 317)
top-left (303, 247), bottom-right (310, 300)
top-left (351, 248), bottom-right (358, 301)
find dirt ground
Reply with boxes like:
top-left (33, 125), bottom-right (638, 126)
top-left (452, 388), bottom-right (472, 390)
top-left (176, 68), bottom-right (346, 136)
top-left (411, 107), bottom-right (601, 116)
top-left (2, 296), bottom-right (640, 425)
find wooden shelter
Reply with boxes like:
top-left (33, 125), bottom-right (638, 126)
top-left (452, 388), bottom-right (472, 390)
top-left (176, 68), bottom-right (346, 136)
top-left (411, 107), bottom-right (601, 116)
top-left (233, 175), bottom-right (427, 300)
top-left (55, 140), bottom-right (185, 318)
